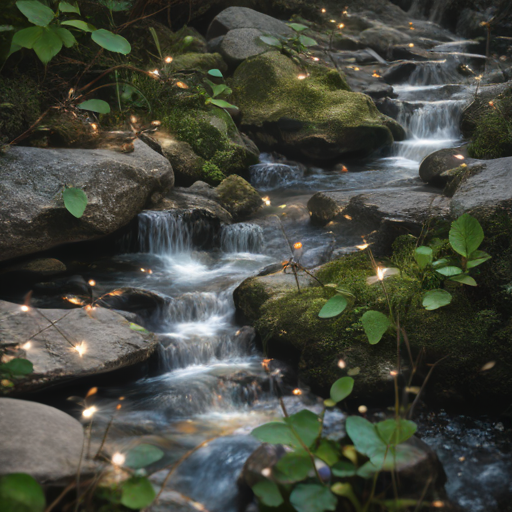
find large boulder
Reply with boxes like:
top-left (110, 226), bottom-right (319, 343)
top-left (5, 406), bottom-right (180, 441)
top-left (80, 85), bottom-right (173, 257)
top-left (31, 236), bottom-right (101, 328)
top-left (419, 146), bottom-right (469, 185)
top-left (216, 175), bottom-right (263, 220)
top-left (232, 52), bottom-right (403, 162)
top-left (0, 140), bottom-right (173, 262)
top-left (218, 28), bottom-right (269, 69)
top-left (206, 7), bottom-right (293, 40)
top-left (0, 398), bottom-right (84, 483)
top-left (359, 26), bottom-right (412, 58)
top-left (0, 300), bottom-right (158, 393)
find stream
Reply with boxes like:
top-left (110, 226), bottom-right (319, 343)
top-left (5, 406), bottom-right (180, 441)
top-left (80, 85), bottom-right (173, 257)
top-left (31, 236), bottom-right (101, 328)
top-left (52, 43), bottom-right (510, 511)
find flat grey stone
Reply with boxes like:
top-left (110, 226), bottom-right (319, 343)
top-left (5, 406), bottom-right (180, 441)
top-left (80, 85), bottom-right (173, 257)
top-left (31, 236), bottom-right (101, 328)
top-left (220, 28), bottom-right (268, 67)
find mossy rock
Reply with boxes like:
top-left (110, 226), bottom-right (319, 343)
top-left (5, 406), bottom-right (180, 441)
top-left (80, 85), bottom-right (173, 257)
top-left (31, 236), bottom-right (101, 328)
top-left (234, 248), bottom-right (512, 406)
top-left (216, 175), bottom-right (263, 220)
top-left (171, 52), bottom-right (227, 74)
top-left (231, 51), bottom-right (403, 162)
top-left (169, 26), bottom-right (207, 55)
top-left (0, 75), bottom-right (41, 142)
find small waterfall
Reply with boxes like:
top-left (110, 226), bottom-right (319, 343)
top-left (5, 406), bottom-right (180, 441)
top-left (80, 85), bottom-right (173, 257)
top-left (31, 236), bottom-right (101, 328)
top-left (407, 61), bottom-right (462, 86)
top-left (166, 291), bottom-right (232, 324)
top-left (220, 224), bottom-right (264, 254)
top-left (250, 162), bottom-right (304, 189)
top-left (135, 210), bottom-right (220, 255)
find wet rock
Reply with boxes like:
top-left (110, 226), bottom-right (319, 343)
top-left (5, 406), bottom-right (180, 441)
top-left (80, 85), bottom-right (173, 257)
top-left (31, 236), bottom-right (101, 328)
top-left (232, 52), bottom-right (402, 162)
top-left (359, 26), bottom-right (412, 59)
top-left (0, 398), bottom-right (84, 483)
top-left (206, 7), bottom-right (293, 40)
top-left (96, 287), bottom-right (167, 320)
top-left (1, 258), bottom-right (67, 278)
top-left (307, 191), bottom-right (356, 225)
top-left (216, 175), bottom-right (263, 220)
top-left (419, 146), bottom-right (469, 185)
top-left (0, 300), bottom-right (157, 394)
top-left (456, 8), bottom-right (487, 39)
top-left (383, 61), bottom-right (417, 84)
top-left (0, 140), bottom-right (173, 262)
top-left (363, 82), bottom-right (396, 99)
top-left (239, 443), bottom-right (286, 489)
top-left (219, 28), bottom-right (269, 69)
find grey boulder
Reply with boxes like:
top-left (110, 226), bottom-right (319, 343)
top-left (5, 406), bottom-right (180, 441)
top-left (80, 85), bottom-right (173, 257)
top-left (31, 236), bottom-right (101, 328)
top-left (0, 140), bottom-right (173, 262)
top-left (219, 28), bottom-right (269, 68)
top-left (0, 398), bottom-right (84, 483)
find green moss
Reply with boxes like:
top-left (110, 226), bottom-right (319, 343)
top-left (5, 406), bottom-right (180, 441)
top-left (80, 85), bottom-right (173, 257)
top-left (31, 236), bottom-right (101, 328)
top-left (216, 175), bottom-right (262, 219)
top-left (169, 26), bottom-right (207, 55)
top-left (171, 53), bottom-right (227, 74)
top-left (0, 75), bottom-right (41, 142)
top-left (201, 161), bottom-right (225, 185)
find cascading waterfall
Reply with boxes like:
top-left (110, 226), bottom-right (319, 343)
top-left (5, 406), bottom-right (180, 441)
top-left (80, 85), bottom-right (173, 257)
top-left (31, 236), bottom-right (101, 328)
top-left (250, 161), bottom-right (304, 189)
top-left (220, 223), bottom-right (264, 253)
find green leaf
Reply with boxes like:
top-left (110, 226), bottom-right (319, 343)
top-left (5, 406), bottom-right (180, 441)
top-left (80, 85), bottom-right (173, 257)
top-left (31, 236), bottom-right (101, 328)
top-left (16, 1), bottom-right (54, 27)
top-left (252, 480), bottom-right (284, 507)
top-left (260, 35), bottom-right (282, 47)
top-left (33, 27), bottom-right (62, 64)
top-left (422, 289), bottom-right (452, 310)
top-left (299, 35), bottom-right (318, 47)
top-left (124, 444), bottom-right (164, 469)
top-left (432, 258), bottom-right (449, 269)
top-left (436, 266), bottom-right (463, 277)
top-left (285, 409), bottom-right (321, 448)
top-left (449, 214), bottom-right (484, 258)
top-left (361, 310), bottom-right (391, 345)
top-left (78, 98), bottom-right (110, 114)
top-left (182, 35), bottom-right (194, 48)
top-left (207, 68), bottom-right (223, 78)
top-left (345, 416), bottom-right (385, 458)
top-left (210, 83), bottom-right (231, 98)
top-left (251, 422), bottom-right (297, 446)
top-left (61, 20), bottom-right (96, 32)
top-left (323, 398), bottom-right (336, 407)
top-left (331, 460), bottom-right (357, 477)
top-left (330, 376), bottom-right (354, 403)
top-left (120, 476), bottom-right (155, 510)
top-left (330, 483), bottom-right (361, 512)
top-left (288, 23), bottom-right (309, 32)
top-left (91, 29), bottom-right (131, 54)
top-left (59, 1), bottom-right (80, 14)
top-left (449, 274), bottom-right (477, 286)
top-left (148, 27), bottom-right (161, 59)
top-left (319, 294), bottom-right (347, 319)
top-left (315, 439), bottom-right (340, 466)
top-left (50, 26), bottom-right (76, 48)
top-left (375, 418), bottom-right (417, 446)
top-left (356, 460), bottom-right (380, 479)
top-left (12, 26), bottom-right (43, 49)
top-left (0, 473), bottom-right (45, 512)
top-left (129, 323), bottom-right (149, 333)
top-left (209, 98), bottom-right (238, 110)
top-left (274, 451), bottom-right (313, 482)
top-left (414, 246), bottom-right (433, 270)
top-left (290, 484), bottom-right (337, 512)
top-left (63, 187), bottom-right (88, 218)
top-left (467, 250), bottom-right (491, 269)
top-left (0, 358), bottom-right (33, 376)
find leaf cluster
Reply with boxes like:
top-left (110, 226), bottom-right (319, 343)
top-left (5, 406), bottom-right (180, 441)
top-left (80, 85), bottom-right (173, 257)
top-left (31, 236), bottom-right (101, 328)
top-left (260, 22), bottom-right (318, 59)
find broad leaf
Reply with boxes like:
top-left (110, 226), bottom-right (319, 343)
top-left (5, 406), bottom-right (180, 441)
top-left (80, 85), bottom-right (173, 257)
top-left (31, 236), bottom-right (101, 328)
top-left (0, 358), bottom-right (33, 376)
top-left (345, 416), bottom-right (385, 458)
top-left (78, 98), bottom-right (110, 114)
top-left (274, 451), bottom-right (313, 482)
top-left (376, 418), bottom-right (417, 446)
top-left (422, 289), bottom-right (452, 310)
top-left (33, 27), bottom-right (62, 64)
top-left (361, 310), bottom-right (391, 345)
top-left (414, 246), bottom-right (433, 270)
top-left (210, 83), bottom-right (231, 98)
top-left (50, 26), bottom-right (76, 48)
top-left (251, 422), bottom-right (297, 446)
top-left (16, 1), bottom-right (54, 27)
top-left (436, 266), bottom-right (463, 277)
top-left (319, 294), bottom-right (347, 318)
top-left (124, 444), bottom-right (164, 469)
top-left (91, 29), bottom-right (131, 54)
top-left (290, 484), bottom-right (337, 512)
top-left (288, 23), bottom-right (308, 32)
top-left (285, 409), bottom-right (321, 448)
top-left (209, 98), bottom-right (238, 110)
top-left (13, 26), bottom-right (43, 49)
top-left (299, 35), bottom-right (318, 47)
top-left (0, 473), bottom-right (45, 512)
top-left (330, 376), bottom-right (354, 403)
top-left (63, 187), bottom-right (88, 218)
top-left (449, 214), bottom-right (484, 258)
top-left (467, 250), bottom-right (491, 269)
top-left (120, 477), bottom-right (155, 510)
top-left (449, 274), bottom-right (477, 286)
top-left (129, 323), bottom-right (149, 333)
top-left (315, 439), bottom-right (340, 466)
top-left (252, 480), bottom-right (284, 507)
top-left (62, 20), bottom-right (96, 32)
top-left (59, 1), bottom-right (80, 14)
top-left (432, 258), bottom-right (449, 269)
top-left (260, 35), bottom-right (282, 47)
top-left (331, 460), bottom-right (356, 477)
top-left (207, 68), bottom-right (223, 78)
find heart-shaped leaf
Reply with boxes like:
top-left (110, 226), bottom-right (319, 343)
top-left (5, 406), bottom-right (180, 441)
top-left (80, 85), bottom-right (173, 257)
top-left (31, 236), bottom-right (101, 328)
top-left (78, 98), bottom-right (110, 114)
top-left (319, 294), bottom-right (348, 318)
top-left (120, 477), bottom-right (155, 510)
top-left (12, 26), bottom-right (43, 49)
top-left (414, 246), bottom-right (433, 270)
top-left (422, 289), bottom-right (452, 310)
top-left (207, 68), bottom-right (223, 78)
top-left (361, 310), bottom-right (391, 345)
top-left (33, 27), bottom-right (62, 64)
top-left (284, 410), bottom-right (321, 448)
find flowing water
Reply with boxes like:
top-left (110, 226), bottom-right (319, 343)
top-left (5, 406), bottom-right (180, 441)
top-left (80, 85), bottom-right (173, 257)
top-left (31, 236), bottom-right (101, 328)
top-left (74, 44), bottom-right (512, 511)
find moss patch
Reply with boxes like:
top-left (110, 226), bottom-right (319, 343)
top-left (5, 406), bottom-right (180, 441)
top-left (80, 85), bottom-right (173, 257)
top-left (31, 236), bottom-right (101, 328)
top-left (171, 52), bottom-right (227, 74)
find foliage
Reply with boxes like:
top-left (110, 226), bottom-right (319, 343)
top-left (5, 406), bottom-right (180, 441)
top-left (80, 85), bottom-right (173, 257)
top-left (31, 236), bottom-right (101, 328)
top-left (201, 161), bottom-right (225, 185)
top-left (62, 186), bottom-right (88, 218)
top-left (260, 22), bottom-right (318, 60)
top-left (10, 0), bottom-right (132, 65)
top-left (202, 68), bottom-right (238, 111)
top-left (0, 473), bottom-right (45, 512)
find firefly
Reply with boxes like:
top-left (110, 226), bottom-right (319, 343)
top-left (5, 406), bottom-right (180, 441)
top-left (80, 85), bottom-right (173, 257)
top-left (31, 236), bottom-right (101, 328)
top-left (480, 361), bottom-right (496, 371)
top-left (82, 405), bottom-right (97, 418)
top-left (261, 467), bottom-right (272, 477)
top-left (344, 214), bottom-right (352, 220)
top-left (151, 120), bottom-right (162, 126)
top-left (20, 305), bottom-right (29, 312)
top-left (321, 8), bottom-right (326, 13)
top-left (262, 196), bottom-right (271, 206)
top-left (356, 243), bottom-right (369, 250)
top-left (358, 405), bottom-right (368, 414)
top-left (293, 388), bottom-right (302, 396)
top-left (454, 154), bottom-right (465, 160)
top-left (294, 242), bottom-right (303, 250)
top-left (377, 267), bottom-right (385, 280)
top-left (22, 342), bottom-right (31, 350)
top-left (338, 23), bottom-right (344, 29)
top-left (312, 57), bottom-right (319, 61)
top-left (150, 69), bottom-right (159, 76)
top-left (176, 81), bottom-right (189, 89)
top-left (330, 19), bottom-right (336, 23)
top-left (112, 452), bottom-right (125, 466)
top-left (74, 342), bottom-right (86, 357)
top-left (390, 370), bottom-right (398, 377)
top-left (165, 56), bottom-right (173, 63)
top-left (88, 280), bottom-right (96, 286)
top-left (90, 123), bottom-right (98, 131)
top-left (372, 73), bottom-right (381, 78)
top-left (408, 43), bottom-right (414, 48)
top-left (432, 502), bottom-right (445, 509)
top-left (297, 73), bottom-right (307, 80)
top-left (130, 115), bottom-right (138, 124)
top-left (489, 101), bottom-right (495, 107)
top-left (337, 359), bottom-right (346, 369)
